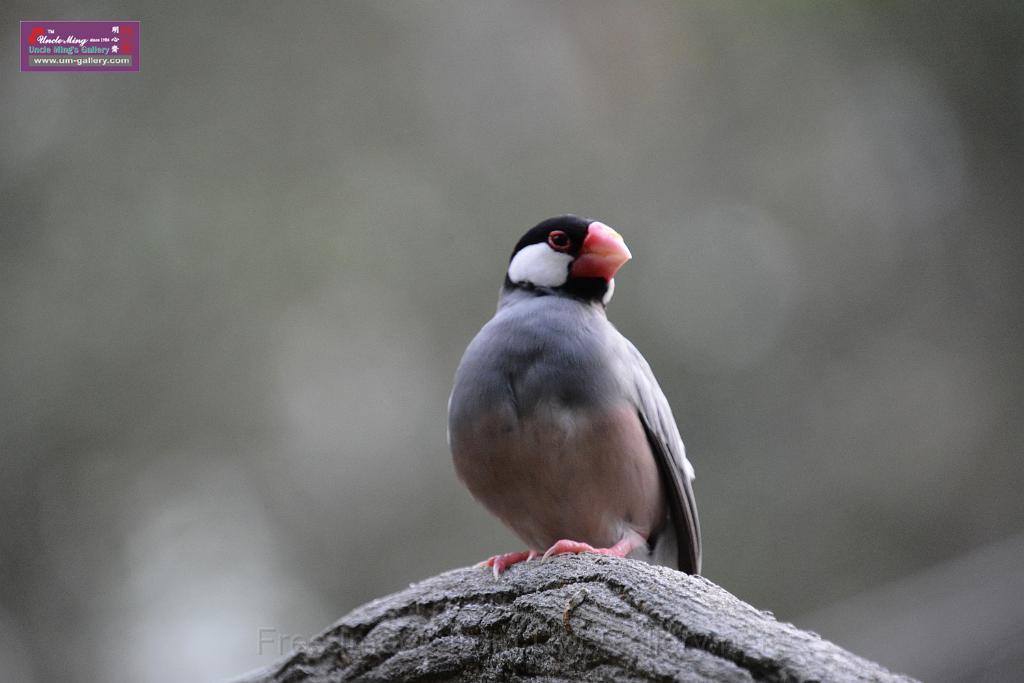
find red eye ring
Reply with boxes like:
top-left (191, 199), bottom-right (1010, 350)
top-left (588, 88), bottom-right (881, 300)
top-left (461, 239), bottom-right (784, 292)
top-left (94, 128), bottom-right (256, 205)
top-left (547, 230), bottom-right (571, 251)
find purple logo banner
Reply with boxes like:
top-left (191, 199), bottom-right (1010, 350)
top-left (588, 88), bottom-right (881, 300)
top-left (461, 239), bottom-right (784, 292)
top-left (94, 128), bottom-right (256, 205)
top-left (21, 21), bottom-right (140, 72)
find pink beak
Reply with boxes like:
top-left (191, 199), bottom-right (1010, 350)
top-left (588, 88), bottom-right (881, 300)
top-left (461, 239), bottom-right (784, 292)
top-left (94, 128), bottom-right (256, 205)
top-left (570, 222), bottom-right (632, 281)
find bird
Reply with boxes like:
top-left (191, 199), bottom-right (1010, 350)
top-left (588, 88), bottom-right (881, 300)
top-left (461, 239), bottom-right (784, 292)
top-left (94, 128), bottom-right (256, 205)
top-left (447, 215), bottom-right (701, 576)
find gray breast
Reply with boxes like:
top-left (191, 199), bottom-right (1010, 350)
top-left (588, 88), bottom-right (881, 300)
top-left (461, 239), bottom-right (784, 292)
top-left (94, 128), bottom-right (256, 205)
top-left (449, 294), bottom-right (627, 426)
top-left (448, 293), bottom-right (665, 552)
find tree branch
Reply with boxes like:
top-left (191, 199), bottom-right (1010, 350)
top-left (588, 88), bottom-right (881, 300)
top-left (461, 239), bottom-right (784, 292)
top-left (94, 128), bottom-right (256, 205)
top-left (233, 554), bottom-right (917, 682)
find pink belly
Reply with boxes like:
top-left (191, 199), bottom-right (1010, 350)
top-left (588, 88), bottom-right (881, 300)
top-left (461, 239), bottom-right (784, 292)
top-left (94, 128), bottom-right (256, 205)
top-left (452, 404), bottom-right (666, 551)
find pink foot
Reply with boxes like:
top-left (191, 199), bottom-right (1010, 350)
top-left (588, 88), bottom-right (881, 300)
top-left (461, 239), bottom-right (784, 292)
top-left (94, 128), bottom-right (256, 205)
top-left (542, 536), bottom-right (639, 560)
top-left (478, 549), bottom-right (539, 578)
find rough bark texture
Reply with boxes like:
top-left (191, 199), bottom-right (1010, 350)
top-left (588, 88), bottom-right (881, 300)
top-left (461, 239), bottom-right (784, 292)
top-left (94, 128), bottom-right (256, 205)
top-left (233, 555), bottom-right (917, 682)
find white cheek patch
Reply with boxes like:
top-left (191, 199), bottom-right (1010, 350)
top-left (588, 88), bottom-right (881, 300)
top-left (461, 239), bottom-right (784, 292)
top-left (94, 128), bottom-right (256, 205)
top-left (602, 278), bottom-right (616, 305)
top-left (507, 242), bottom-right (573, 288)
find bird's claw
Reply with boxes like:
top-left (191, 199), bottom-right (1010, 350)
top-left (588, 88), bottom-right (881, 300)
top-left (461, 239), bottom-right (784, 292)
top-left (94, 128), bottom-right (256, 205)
top-left (541, 537), bottom-right (637, 560)
top-left (479, 549), bottom-right (539, 577)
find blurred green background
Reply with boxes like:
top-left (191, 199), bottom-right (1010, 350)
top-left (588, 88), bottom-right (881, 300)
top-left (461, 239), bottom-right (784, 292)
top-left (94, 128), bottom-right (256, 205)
top-left (3, 2), bottom-right (1023, 682)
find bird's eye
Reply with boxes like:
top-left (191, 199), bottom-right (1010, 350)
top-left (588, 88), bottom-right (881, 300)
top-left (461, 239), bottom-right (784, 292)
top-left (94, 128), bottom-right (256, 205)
top-left (547, 230), bottom-right (571, 251)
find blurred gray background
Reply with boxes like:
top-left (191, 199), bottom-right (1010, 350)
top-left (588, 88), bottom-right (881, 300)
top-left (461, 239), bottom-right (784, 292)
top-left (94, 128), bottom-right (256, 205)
top-left (3, 2), bottom-right (1023, 682)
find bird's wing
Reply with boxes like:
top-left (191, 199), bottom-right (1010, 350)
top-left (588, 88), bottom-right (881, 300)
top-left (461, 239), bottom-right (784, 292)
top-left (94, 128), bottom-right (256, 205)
top-left (623, 340), bottom-right (702, 574)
